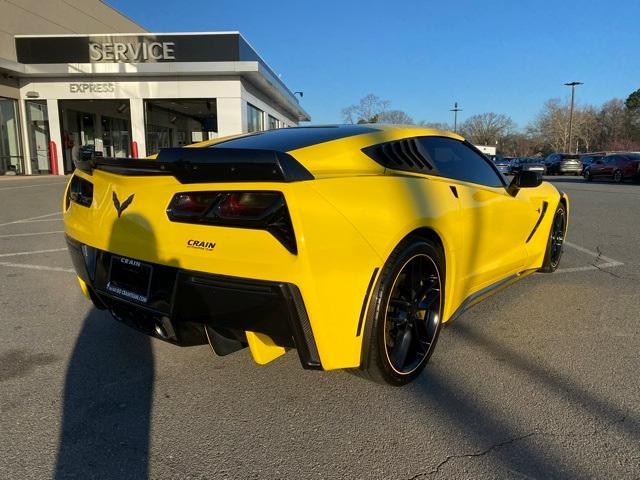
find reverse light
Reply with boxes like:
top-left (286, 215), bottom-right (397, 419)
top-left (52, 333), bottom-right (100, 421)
top-left (66, 175), bottom-right (94, 208)
top-left (167, 191), bottom-right (297, 254)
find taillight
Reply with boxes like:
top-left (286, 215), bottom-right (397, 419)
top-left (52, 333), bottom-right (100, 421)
top-left (66, 175), bottom-right (93, 208)
top-left (167, 191), bottom-right (297, 254)
top-left (168, 192), bottom-right (218, 219)
top-left (216, 192), bottom-right (282, 219)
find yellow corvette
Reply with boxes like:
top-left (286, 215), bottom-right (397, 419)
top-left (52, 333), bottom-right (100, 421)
top-left (64, 125), bottom-right (569, 385)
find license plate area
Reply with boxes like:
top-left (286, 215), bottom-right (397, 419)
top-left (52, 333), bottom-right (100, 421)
top-left (106, 255), bottom-right (153, 303)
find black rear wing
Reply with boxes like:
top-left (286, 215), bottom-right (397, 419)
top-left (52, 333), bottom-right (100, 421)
top-left (73, 147), bottom-right (314, 183)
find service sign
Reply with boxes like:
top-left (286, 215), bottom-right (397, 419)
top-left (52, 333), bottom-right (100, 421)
top-left (15, 33), bottom-right (257, 65)
top-left (88, 41), bottom-right (175, 62)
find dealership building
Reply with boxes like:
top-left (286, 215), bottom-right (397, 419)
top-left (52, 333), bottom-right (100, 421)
top-left (0, 0), bottom-right (309, 175)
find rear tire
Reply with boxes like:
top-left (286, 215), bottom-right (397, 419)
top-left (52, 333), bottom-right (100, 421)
top-left (539, 204), bottom-right (566, 273)
top-left (360, 238), bottom-right (444, 386)
top-left (584, 169), bottom-right (593, 182)
top-left (613, 170), bottom-right (623, 183)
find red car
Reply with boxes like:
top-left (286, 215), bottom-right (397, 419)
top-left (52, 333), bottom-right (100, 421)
top-left (583, 153), bottom-right (640, 183)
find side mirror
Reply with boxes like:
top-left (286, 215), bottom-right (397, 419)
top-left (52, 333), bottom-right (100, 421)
top-left (507, 170), bottom-right (542, 196)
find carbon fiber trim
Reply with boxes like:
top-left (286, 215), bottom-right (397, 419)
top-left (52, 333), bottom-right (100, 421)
top-left (282, 285), bottom-right (322, 370)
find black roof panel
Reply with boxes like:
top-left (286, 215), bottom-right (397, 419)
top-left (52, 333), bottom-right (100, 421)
top-left (211, 125), bottom-right (379, 152)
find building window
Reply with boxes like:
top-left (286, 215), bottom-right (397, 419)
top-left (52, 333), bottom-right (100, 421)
top-left (59, 99), bottom-right (132, 173)
top-left (247, 103), bottom-right (264, 132)
top-left (0, 98), bottom-right (23, 174)
top-left (144, 99), bottom-right (218, 156)
top-left (267, 114), bottom-right (279, 130)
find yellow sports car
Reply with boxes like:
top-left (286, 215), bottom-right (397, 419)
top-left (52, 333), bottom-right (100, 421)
top-left (64, 125), bottom-right (569, 385)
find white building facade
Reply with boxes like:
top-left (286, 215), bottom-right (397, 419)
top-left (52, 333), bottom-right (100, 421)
top-left (1, 32), bottom-right (309, 175)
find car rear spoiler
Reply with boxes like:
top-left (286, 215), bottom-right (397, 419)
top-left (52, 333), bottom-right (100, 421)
top-left (73, 147), bottom-right (314, 183)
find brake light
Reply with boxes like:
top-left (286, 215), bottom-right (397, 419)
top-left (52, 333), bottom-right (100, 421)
top-left (66, 175), bottom-right (93, 209)
top-left (166, 191), bottom-right (297, 253)
top-left (216, 192), bottom-right (281, 218)
top-left (169, 192), bottom-right (217, 218)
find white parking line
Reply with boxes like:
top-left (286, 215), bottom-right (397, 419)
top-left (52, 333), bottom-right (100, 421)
top-left (0, 261), bottom-right (73, 273)
top-left (0, 181), bottom-right (67, 192)
top-left (0, 231), bottom-right (64, 239)
top-left (0, 211), bottom-right (62, 228)
top-left (16, 218), bottom-right (62, 224)
top-left (557, 241), bottom-right (624, 273)
top-left (0, 248), bottom-right (67, 258)
top-left (564, 241), bottom-right (623, 265)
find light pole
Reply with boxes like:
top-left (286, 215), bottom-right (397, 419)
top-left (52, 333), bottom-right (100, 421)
top-left (564, 81), bottom-right (583, 153)
top-left (450, 102), bottom-right (462, 133)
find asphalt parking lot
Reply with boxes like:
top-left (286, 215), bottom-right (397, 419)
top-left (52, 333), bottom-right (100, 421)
top-left (1, 174), bottom-right (639, 479)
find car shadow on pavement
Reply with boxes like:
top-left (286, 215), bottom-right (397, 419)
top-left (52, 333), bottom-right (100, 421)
top-left (449, 320), bottom-right (637, 441)
top-left (55, 213), bottom-right (163, 479)
top-left (411, 318), bottom-right (638, 478)
top-left (54, 309), bottom-right (154, 479)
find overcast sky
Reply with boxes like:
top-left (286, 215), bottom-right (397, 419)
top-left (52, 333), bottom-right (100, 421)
top-left (108, 0), bottom-right (640, 128)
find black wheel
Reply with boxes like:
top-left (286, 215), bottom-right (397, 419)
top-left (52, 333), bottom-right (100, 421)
top-left (360, 238), bottom-right (443, 385)
top-left (584, 169), bottom-right (593, 182)
top-left (539, 204), bottom-right (566, 273)
top-left (613, 170), bottom-right (623, 183)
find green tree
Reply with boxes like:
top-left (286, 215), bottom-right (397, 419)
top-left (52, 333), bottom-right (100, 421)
top-left (625, 88), bottom-right (640, 110)
top-left (625, 88), bottom-right (640, 140)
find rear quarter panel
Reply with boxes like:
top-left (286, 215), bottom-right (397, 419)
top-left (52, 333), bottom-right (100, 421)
top-left (308, 174), bottom-right (465, 324)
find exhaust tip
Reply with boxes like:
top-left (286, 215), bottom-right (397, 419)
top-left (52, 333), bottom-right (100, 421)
top-left (155, 316), bottom-right (176, 340)
top-left (154, 323), bottom-right (168, 339)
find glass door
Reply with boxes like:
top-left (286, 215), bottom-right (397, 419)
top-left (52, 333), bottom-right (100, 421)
top-left (26, 100), bottom-right (51, 174)
top-left (0, 98), bottom-right (23, 174)
top-left (102, 116), bottom-right (131, 157)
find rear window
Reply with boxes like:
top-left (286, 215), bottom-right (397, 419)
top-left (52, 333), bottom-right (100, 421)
top-left (561, 155), bottom-right (580, 160)
top-left (211, 125), bottom-right (379, 152)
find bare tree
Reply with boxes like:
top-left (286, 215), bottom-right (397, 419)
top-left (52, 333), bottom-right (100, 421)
top-left (341, 94), bottom-right (390, 124)
top-left (597, 99), bottom-right (632, 150)
top-left (574, 105), bottom-right (599, 152)
top-left (501, 132), bottom-right (541, 157)
top-left (341, 105), bottom-right (358, 125)
top-left (459, 112), bottom-right (516, 146)
top-left (418, 121), bottom-right (452, 131)
top-left (528, 99), bottom-right (570, 152)
top-left (379, 110), bottom-right (414, 124)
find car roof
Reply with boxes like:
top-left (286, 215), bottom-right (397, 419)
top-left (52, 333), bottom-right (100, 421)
top-left (191, 124), bottom-right (464, 153)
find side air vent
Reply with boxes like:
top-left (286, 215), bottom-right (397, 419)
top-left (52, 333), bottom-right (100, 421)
top-left (362, 138), bottom-right (434, 173)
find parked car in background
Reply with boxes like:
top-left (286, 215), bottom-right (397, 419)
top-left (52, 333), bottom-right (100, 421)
top-left (510, 157), bottom-right (546, 175)
top-left (583, 153), bottom-right (640, 183)
top-left (545, 153), bottom-right (582, 175)
top-left (492, 156), bottom-right (512, 175)
top-left (579, 153), bottom-right (607, 175)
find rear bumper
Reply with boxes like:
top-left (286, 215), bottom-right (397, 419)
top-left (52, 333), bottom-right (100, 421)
top-left (558, 165), bottom-right (581, 173)
top-left (66, 235), bottom-right (322, 369)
